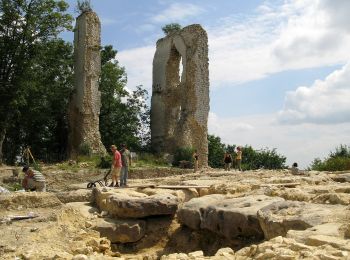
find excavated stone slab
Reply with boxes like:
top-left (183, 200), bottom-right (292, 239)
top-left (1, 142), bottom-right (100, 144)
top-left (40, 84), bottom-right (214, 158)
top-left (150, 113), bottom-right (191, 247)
top-left (257, 201), bottom-right (349, 239)
top-left (92, 218), bottom-right (146, 243)
top-left (178, 194), bottom-right (283, 240)
top-left (56, 189), bottom-right (93, 203)
top-left (94, 188), bottom-right (178, 218)
top-left (287, 223), bottom-right (345, 244)
top-left (330, 173), bottom-right (350, 183)
top-left (64, 202), bottom-right (99, 219)
top-left (139, 187), bottom-right (199, 203)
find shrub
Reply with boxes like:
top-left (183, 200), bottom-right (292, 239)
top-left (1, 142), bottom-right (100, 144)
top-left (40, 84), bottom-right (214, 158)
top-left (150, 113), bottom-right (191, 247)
top-left (207, 134), bottom-right (287, 169)
top-left (310, 145), bottom-right (350, 171)
top-left (97, 155), bottom-right (112, 169)
top-left (172, 147), bottom-right (194, 167)
top-left (162, 23), bottom-right (182, 35)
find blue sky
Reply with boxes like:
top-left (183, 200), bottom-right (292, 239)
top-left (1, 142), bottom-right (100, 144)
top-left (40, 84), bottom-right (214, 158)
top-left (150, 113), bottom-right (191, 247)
top-left (64, 0), bottom-right (350, 168)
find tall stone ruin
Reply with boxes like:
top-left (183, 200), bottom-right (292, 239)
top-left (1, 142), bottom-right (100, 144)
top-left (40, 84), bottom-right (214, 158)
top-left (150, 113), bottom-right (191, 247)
top-left (151, 24), bottom-right (210, 167)
top-left (68, 11), bottom-right (106, 158)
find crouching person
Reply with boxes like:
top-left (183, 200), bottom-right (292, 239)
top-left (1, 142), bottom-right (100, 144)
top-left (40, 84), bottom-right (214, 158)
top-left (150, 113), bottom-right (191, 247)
top-left (22, 165), bottom-right (46, 192)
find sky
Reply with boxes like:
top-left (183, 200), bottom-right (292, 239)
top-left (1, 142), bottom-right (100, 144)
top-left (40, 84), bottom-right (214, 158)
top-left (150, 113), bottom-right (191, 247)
top-left (64, 0), bottom-right (350, 168)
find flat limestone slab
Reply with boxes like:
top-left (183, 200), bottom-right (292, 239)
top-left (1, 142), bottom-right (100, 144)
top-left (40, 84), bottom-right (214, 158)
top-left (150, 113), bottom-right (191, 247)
top-left (178, 194), bottom-right (283, 240)
top-left (257, 200), bottom-right (350, 239)
top-left (92, 218), bottom-right (146, 243)
top-left (94, 187), bottom-right (178, 218)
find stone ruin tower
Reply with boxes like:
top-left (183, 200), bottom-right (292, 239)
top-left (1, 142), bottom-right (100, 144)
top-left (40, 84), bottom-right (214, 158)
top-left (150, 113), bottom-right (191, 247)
top-left (67, 11), bottom-right (106, 158)
top-left (151, 24), bottom-right (210, 167)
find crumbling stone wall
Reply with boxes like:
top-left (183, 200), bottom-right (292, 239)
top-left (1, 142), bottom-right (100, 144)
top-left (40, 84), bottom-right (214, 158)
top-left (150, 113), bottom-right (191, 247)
top-left (68, 11), bottom-right (106, 158)
top-left (151, 24), bottom-right (209, 167)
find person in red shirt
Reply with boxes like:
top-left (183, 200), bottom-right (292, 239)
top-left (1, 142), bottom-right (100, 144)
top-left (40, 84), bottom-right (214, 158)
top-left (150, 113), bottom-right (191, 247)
top-left (110, 145), bottom-right (122, 187)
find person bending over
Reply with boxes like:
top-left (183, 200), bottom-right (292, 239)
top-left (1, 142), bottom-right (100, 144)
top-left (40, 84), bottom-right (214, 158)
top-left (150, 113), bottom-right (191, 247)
top-left (22, 165), bottom-right (46, 192)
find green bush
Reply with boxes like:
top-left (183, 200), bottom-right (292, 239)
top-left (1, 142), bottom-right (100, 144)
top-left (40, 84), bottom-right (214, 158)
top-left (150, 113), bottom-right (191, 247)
top-left (208, 135), bottom-right (226, 168)
top-left (242, 146), bottom-right (287, 170)
top-left (207, 134), bottom-right (287, 169)
top-left (310, 145), bottom-right (350, 171)
top-left (97, 155), bottom-right (112, 169)
top-left (137, 153), bottom-right (168, 167)
top-left (172, 147), bottom-right (194, 167)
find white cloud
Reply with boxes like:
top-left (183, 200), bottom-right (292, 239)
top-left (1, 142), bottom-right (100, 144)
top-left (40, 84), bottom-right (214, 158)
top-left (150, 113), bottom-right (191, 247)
top-left (208, 112), bottom-right (350, 169)
top-left (277, 63), bottom-right (350, 124)
top-left (118, 1), bottom-right (350, 91)
top-left (151, 3), bottom-right (204, 23)
top-left (208, 0), bottom-right (350, 87)
top-left (117, 45), bottom-right (155, 90)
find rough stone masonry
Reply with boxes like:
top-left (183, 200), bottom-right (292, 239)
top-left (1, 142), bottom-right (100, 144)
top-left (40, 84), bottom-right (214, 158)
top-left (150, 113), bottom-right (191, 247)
top-left (68, 11), bottom-right (106, 158)
top-left (151, 24), bottom-right (210, 167)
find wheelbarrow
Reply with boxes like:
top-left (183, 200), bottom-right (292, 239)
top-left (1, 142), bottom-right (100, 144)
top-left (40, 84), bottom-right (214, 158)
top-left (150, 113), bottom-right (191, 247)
top-left (86, 169), bottom-right (111, 188)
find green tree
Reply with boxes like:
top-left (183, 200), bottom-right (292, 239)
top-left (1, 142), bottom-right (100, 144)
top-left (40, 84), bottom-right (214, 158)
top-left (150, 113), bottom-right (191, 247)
top-left (0, 0), bottom-right (73, 163)
top-left (207, 134), bottom-right (287, 170)
top-left (208, 135), bottom-right (226, 168)
top-left (162, 23), bottom-right (182, 35)
top-left (3, 40), bottom-right (74, 163)
top-left (99, 45), bottom-right (150, 151)
top-left (76, 0), bottom-right (91, 13)
top-left (310, 145), bottom-right (350, 171)
top-left (241, 146), bottom-right (286, 170)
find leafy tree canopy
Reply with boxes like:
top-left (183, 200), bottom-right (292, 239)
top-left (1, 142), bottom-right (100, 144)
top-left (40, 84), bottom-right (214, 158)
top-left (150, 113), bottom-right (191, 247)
top-left (207, 134), bottom-right (287, 170)
top-left (76, 0), bottom-right (92, 13)
top-left (0, 0), bottom-right (73, 163)
top-left (99, 45), bottom-right (150, 152)
top-left (310, 144), bottom-right (350, 171)
top-left (162, 23), bottom-right (182, 35)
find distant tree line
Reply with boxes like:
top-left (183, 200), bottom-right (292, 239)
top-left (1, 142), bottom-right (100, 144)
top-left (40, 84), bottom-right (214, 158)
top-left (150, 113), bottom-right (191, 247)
top-left (207, 135), bottom-right (287, 170)
top-left (310, 145), bottom-right (350, 171)
top-left (0, 0), bottom-right (150, 164)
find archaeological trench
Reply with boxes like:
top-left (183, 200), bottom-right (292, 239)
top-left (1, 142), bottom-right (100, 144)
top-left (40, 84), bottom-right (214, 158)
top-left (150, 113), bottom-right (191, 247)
top-left (2, 11), bottom-right (350, 260)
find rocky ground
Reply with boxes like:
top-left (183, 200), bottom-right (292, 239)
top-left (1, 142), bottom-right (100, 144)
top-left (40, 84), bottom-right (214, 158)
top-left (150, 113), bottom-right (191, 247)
top-left (1, 165), bottom-right (350, 259)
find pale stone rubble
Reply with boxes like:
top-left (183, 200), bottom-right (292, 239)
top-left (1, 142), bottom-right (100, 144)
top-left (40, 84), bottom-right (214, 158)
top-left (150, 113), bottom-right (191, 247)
top-left (3, 170), bottom-right (350, 259)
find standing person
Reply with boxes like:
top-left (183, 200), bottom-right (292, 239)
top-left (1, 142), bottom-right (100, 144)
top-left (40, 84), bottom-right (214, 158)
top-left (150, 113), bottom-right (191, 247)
top-left (192, 149), bottom-right (199, 173)
top-left (120, 144), bottom-right (132, 187)
top-left (22, 165), bottom-right (46, 192)
top-left (224, 152), bottom-right (232, 171)
top-left (236, 146), bottom-right (243, 171)
top-left (110, 145), bottom-right (122, 187)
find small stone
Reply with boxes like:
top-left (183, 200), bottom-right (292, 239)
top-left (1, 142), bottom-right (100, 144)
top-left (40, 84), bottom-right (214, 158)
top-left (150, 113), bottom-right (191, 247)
top-left (4, 246), bottom-right (16, 253)
top-left (100, 210), bottom-right (108, 217)
top-left (215, 247), bottom-right (234, 256)
top-left (99, 243), bottom-right (110, 252)
top-left (30, 227), bottom-right (38, 232)
top-left (85, 221), bottom-right (92, 228)
top-left (72, 254), bottom-right (88, 260)
top-left (188, 250), bottom-right (204, 258)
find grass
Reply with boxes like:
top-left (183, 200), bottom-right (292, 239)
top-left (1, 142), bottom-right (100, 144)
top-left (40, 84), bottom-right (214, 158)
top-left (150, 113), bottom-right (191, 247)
top-left (132, 153), bottom-right (169, 168)
top-left (53, 152), bottom-right (170, 172)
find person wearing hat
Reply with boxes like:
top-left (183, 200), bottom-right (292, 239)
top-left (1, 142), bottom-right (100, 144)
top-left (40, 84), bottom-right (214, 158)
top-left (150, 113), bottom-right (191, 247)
top-left (120, 144), bottom-right (132, 187)
top-left (109, 145), bottom-right (122, 187)
top-left (22, 166), bottom-right (46, 192)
